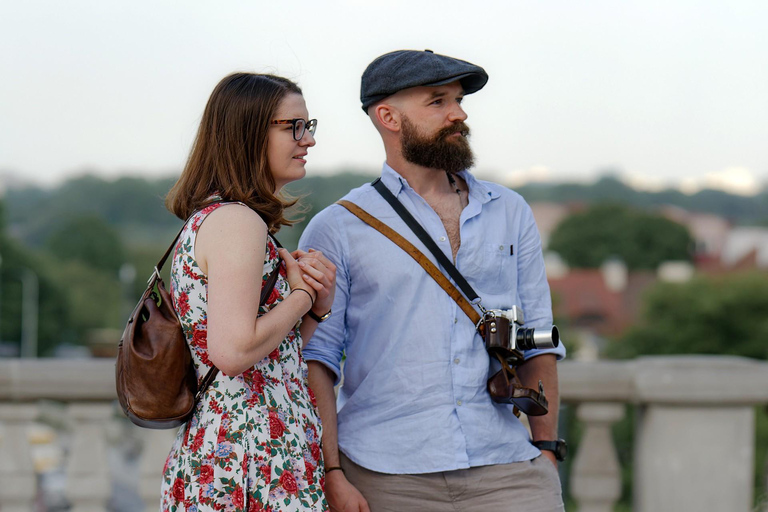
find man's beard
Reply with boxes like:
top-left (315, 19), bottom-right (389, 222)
top-left (400, 116), bottom-right (474, 174)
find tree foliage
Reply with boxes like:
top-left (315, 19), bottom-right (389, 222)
top-left (46, 215), bottom-right (125, 275)
top-left (548, 203), bottom-right (693, 270)
top-left (0, 200), bottom-right (72, 355)
top-left (607, 273), bottom-right (768, 360)
top-left (516, 175), bottom-right (768, 225)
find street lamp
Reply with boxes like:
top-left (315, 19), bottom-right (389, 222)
top-left (20, 268), bottom-right (38, 358)
top-left (0, 252), bottom-right (3, 344)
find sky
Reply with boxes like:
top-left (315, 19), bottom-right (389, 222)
top-left (1, 0), bottom-right (766, 195)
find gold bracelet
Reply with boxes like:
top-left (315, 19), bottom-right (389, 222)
top-left (291, 287), bottom-right (314, 306)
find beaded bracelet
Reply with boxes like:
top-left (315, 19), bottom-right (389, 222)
top-left (292, 287), bottom-right (314, 306)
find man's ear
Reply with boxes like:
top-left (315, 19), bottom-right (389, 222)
top-left (373, 103), bottom-right (401, 134)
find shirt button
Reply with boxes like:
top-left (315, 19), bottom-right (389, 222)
top-left (440, 236), bottom-right (446, 242)
top-left (454, 317), bottom-right (458, 324)
top-left (456, 400), bottom-right (462, 406)
top-left (454, 358), bottom-right (460, 364)
top-left (499, 245), bottom-right (504, 250)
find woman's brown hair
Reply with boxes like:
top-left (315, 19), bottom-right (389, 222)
top-left (166, 73), bottom-right (302, 231)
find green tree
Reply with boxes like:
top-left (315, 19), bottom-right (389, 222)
top-left (46, 215), bottom-right (125, 275)
top-left (0, 200), bottom-right (72, 354)
top-left (607, 273), bottom-right (768, 360)
top-left (548, 203), bottom-right (693, 270)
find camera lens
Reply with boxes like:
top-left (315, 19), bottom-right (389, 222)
top-left (516, 325), bottom-right (560, 351)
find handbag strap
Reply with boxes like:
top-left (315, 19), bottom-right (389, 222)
top-left (371, 178), bottom-right (482, 306)
top-left (337, 199), bottom-right (482, 327)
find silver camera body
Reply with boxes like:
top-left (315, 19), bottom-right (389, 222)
top-left (485, 305), bottom-right (560, 354)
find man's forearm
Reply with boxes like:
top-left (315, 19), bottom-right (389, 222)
top-left (307, 360), bottom-right (341, 467)
top-left (517, 353), bottom-right (559, 441)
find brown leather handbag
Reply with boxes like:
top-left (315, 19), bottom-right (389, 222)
top-left (116, 215), bottom-right (281, 429)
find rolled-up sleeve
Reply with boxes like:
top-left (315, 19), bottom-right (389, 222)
top-left (298, 206), bottom-right (349, 384)
top-left (516, 203), bottom-right (566, 361)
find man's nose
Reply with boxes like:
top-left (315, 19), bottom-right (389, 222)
top-left (448, 103), bottom-right (468, 123)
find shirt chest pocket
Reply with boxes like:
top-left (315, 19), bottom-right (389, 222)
top-left (458, 243), bottom-right (516, 295)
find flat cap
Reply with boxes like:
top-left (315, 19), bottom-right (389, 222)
top-left (360, 49), bottom-right (488, 112)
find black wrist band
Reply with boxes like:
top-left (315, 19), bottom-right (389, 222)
top-left (307, 308), bottom-right (332, 323)
top-left (325, 466), bottom-right (344, 474)
top-left (291, 288), bottom-right (314, 306)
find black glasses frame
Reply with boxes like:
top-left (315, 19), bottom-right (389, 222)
top-left (270, 118), bottom-right (317, 141)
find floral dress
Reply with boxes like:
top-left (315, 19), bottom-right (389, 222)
top-left (160, 203), bottom-right (328, 512)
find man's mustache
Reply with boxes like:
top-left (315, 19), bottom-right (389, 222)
top-left (436, 122), bottom-right (471, 141)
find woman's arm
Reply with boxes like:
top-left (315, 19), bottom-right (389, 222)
top-left (195, 204), bottom-right (316, 376)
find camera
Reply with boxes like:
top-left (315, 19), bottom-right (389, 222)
top-left (483, 306), bottom-right (559, 364)
top-left (481, 305), bottom-right (560, 416)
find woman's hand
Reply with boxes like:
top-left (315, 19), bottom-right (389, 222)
top-left (292, 248), bottom-right (336, 317)
top-left (278, 248), bottom-right (317, 307)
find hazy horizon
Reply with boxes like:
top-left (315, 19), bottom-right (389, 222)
top-left (2, 1), bottom-right (766, 196)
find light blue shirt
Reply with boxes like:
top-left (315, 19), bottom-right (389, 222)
top-left (299, 163), bottom-right (566, 474)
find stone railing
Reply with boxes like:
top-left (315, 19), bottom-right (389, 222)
top-left (1, 356), bottom-right (768, 511)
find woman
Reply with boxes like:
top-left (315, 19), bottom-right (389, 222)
top-left (160, 73), bottom-right (335, 512)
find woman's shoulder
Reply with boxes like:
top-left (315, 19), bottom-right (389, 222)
top-left (195, 203), bottom-right (268, 251)
top-left (197, 202), bottom-right (267, 233)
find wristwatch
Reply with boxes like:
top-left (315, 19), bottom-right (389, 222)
top-left (533, 439), bottom-right (568, 462)
top-left (307, 309), bottom-right (332, 323)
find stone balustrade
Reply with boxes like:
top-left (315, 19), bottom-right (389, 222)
top-left (2, 356), bottom-right (768, 511)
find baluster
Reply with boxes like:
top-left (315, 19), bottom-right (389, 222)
top-left (570, 402), bottom-right (625, 512)
top-left (65, 403), bottom-right (111, 512)
top-left (139, 427), bottom-right (177, 511)
top-left (0, 403), bottom-right (37, 511)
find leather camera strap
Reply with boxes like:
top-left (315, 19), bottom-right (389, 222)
top-left (336, 199), bottom-right (481, 326)
top-left (371, 178), bottom-right (482, 305)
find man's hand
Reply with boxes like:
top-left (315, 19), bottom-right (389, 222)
top-left (538, 449), bottom-right (558, 468)
top-left (325, 471), bottom-right (370, 512)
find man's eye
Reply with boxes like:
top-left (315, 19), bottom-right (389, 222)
top-left (431, 99), bottom-right (443, 105)
top-left (457, 97), bottom-right (464, 105)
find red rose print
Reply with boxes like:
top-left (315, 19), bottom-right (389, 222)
top-left (248, 499), bottom-right (266, 512)
top-left (191, 427), bottom-right (206, 452)
top-left (172, 477), bottom-right (185, 502)
top-left (199, 464), bottom-right (214, 484)
top-left (268, 348), bottom-right (280, 361)
top-left (177, 291), bottom-right (191, 317)
top-left (252, 370), bottom-right (266, 394)
top-left (279, 470), bottom-right (298, 494)
top-left (209, 400), bottom-right (223, 414)
top-left (260, 464), bottom-right (271, 480)
top-left (232, 485), bottom-right (244, 508)
top-left (192, 327), bottom-right (207, 348)
top-left (311, 443), bottom-right (321, 463)
top-left (268, 411), bottom-right (286, 439)
top-left (307, 385), bottom-right (318, 407)
top-left (267, 285), bottom-right (280, 305)
top-left (305, 461), bottom-right (315, 485)
top-left (183, 262), bottom-right (201, 280)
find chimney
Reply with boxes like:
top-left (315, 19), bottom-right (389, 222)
top-left (601, 257), bottom-right (628, 292)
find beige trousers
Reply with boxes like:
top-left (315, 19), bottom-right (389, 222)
top-left (340, 452), bottom-right (565, 512)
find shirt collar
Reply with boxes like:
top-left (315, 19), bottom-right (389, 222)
top-left (379, 162), bottom-right (500, 204)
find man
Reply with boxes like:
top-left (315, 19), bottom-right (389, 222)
top-left (299, 49), bottom-right (566, 512)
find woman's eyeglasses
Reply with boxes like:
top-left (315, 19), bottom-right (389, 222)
top-left (270, 118), bottom-right (318, 141)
